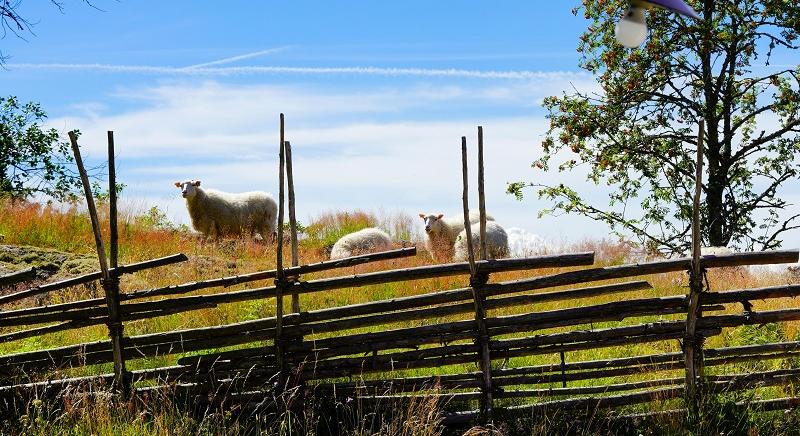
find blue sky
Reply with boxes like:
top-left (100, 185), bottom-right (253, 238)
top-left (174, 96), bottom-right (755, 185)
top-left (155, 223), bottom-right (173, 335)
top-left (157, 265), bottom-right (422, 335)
top-left (2, 1), bottom-right (798, 252)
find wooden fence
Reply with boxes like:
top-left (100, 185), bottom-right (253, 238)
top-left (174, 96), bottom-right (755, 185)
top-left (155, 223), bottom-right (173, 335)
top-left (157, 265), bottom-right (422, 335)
top-left (0, 119), bottom-right (799, 429)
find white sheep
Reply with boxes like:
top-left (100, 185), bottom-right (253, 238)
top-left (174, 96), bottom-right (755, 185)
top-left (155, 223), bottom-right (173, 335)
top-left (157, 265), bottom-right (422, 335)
top-left (453, 221), bottom-right (509, 261)
top-left (174, 180), bottom-right (277, 240)
top-left (700, 246), bottom-right (733, 256)
top-left (330, 228), bottom-right (393, 260)
top-left (699, 246), bottom-right (751, 278)
top-left (418, 210), bottom-right (494, 261)
top-left (789, 265), bottom-right (799, 283)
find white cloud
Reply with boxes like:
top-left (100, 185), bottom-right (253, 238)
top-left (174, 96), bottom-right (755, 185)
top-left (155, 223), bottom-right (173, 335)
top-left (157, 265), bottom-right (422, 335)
top-left (51, 76), bottom-right (611, 243)
top-left (50, 76), bottom-right (600, 159)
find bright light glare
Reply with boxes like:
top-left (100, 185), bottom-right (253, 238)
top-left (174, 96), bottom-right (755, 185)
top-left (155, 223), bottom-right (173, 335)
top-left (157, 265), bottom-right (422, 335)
top-left (615, 6), bottom-right (648, 48)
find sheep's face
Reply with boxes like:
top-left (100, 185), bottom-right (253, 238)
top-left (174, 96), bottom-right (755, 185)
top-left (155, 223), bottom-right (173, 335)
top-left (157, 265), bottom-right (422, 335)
top-left (418, 213), bottom-right (445, 234)
top-left (175, 180), bottom-right (201, 199)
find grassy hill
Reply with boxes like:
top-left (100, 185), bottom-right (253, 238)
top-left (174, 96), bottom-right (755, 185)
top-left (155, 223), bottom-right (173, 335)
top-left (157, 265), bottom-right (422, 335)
top-left (1, 199), bottom-right (799, 435)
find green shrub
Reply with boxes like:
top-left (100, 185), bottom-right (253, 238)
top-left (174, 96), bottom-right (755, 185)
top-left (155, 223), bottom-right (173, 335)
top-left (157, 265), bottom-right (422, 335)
top-left (302, 210), bottom-right (378, 252)
top-left (134, 206), bottom-right (177, 231)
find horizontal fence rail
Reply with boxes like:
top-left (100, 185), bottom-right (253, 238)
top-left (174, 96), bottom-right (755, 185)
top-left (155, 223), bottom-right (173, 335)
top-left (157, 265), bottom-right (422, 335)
top-left (0, 268), bottom-right (38, 289)
top-left (3, 250), bottom-right (788, 340)
top-left (0, 247), bottom-right (418, 320)
top-left (0, 251), bottom-right (594, 336)
top-left (0, 254), bottom-right (189, 307)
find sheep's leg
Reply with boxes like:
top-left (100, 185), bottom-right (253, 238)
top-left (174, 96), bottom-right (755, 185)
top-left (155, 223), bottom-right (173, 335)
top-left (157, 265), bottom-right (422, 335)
top-left (259, 224), bottom-right (272, 244)
top-left (208, 221), bottom-right (220, 241)
top-left (254, 218), bottom-right (265, 242)
top-left (252, 224), bottom-right (267, 243)
top-left (243, 217), bottom-right (255, 241)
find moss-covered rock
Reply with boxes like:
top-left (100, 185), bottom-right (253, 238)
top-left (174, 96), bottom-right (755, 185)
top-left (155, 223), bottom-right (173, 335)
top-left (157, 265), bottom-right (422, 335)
top-left (0, 244), bottom-right (97, 279)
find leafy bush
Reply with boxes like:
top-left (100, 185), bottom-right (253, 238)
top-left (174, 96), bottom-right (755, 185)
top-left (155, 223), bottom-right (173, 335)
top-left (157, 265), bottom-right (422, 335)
top-left (0, 96), bottom-right (83, 201)
top-left (302, 210), bottom-right (378, 253)
top-left (134, 206), bottom-right (178, 231)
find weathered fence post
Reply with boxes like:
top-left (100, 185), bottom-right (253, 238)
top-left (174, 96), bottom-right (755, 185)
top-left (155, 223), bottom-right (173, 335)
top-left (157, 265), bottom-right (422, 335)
top-left (685, 121), bottom-right (706, 422)
top-left (477, 126), bottom-right (488, 261)
top-left (106, 131), bottom-right (132, 394)
top-left (274, 114), bottom-right (287, 390)
top-left (108, 132), bottom-right (119, 273)
top-left (285, 141), bottom-right (301, 314)
top-left (68, 130), bottom-right (129, 395)
top-left (461, 136), bottom-right (494, 422)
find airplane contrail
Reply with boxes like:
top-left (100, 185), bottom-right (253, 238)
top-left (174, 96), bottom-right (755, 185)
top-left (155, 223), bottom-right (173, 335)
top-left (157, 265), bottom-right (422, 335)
top-left (8, 63), bottom-right (589, 80)
top-left (182, 47), bottom-right (290, 69)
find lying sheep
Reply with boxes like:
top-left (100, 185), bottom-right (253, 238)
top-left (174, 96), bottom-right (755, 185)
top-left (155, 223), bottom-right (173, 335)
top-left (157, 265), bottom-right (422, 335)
top-left (419, 210), bottom-right (493, 261)
top-left (174, 180), bottom-right (277, 240)
top-left (700, 246), bottom-right (733, 256)
top-left (453, 221), bottom-right (509, 261)
top-left (789, 265), bottom-right (800, 283)
top-left (699, 246), bottom-right (750, 278)
top-left (330, 228), bottom-right (393, 260)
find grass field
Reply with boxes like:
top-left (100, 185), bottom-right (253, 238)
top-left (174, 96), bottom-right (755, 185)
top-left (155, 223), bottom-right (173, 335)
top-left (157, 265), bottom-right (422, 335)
top-left (1, 199), bottom-right (799, 435)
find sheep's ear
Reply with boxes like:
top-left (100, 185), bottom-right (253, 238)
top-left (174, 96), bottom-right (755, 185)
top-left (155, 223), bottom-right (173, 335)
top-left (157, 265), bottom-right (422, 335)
top-left (193, 180), bottom-right (201, 186)
top-left (436, 214), bottom-right (444, 220)
top-left (174, 182), bottom-right (181, 188)
top-left (418, 213), bottom-right (426, 219)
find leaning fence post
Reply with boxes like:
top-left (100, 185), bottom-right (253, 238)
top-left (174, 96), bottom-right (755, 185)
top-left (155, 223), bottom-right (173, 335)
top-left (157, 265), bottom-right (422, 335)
top-left (68, 130), bottom-right (129, 395)
top-left (685, 120), bottom-right (706, 422)
top-left (461, 136), bottom-right (494, 423)
top-left (274, 114), bottom-right (287, 390)
top-left (285, 141), bottom-right (301, 314)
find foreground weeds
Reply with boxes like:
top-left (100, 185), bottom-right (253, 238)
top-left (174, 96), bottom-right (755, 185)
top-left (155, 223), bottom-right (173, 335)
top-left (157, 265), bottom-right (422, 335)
top-left (5, 383), bottom-right (446, 436)
top-left (9, 387), bottom-right (800, 436)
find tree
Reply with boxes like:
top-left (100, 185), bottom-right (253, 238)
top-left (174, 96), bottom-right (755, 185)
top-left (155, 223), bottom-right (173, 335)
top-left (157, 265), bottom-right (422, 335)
top-left (1, 0), bottom-right (97, 64)
top-left (0, 95), bottom-right (82, 201)
top-left (509, 0), bottom-right (800, 255)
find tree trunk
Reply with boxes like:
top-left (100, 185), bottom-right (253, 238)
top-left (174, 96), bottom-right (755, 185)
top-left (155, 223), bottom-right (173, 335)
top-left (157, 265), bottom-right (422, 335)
top-left (0, 162), bottom-right (12, 197)
top-left (706, 147), bottom-right (726, 247)
top-left (700, 0), bottom-right (726, 248)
